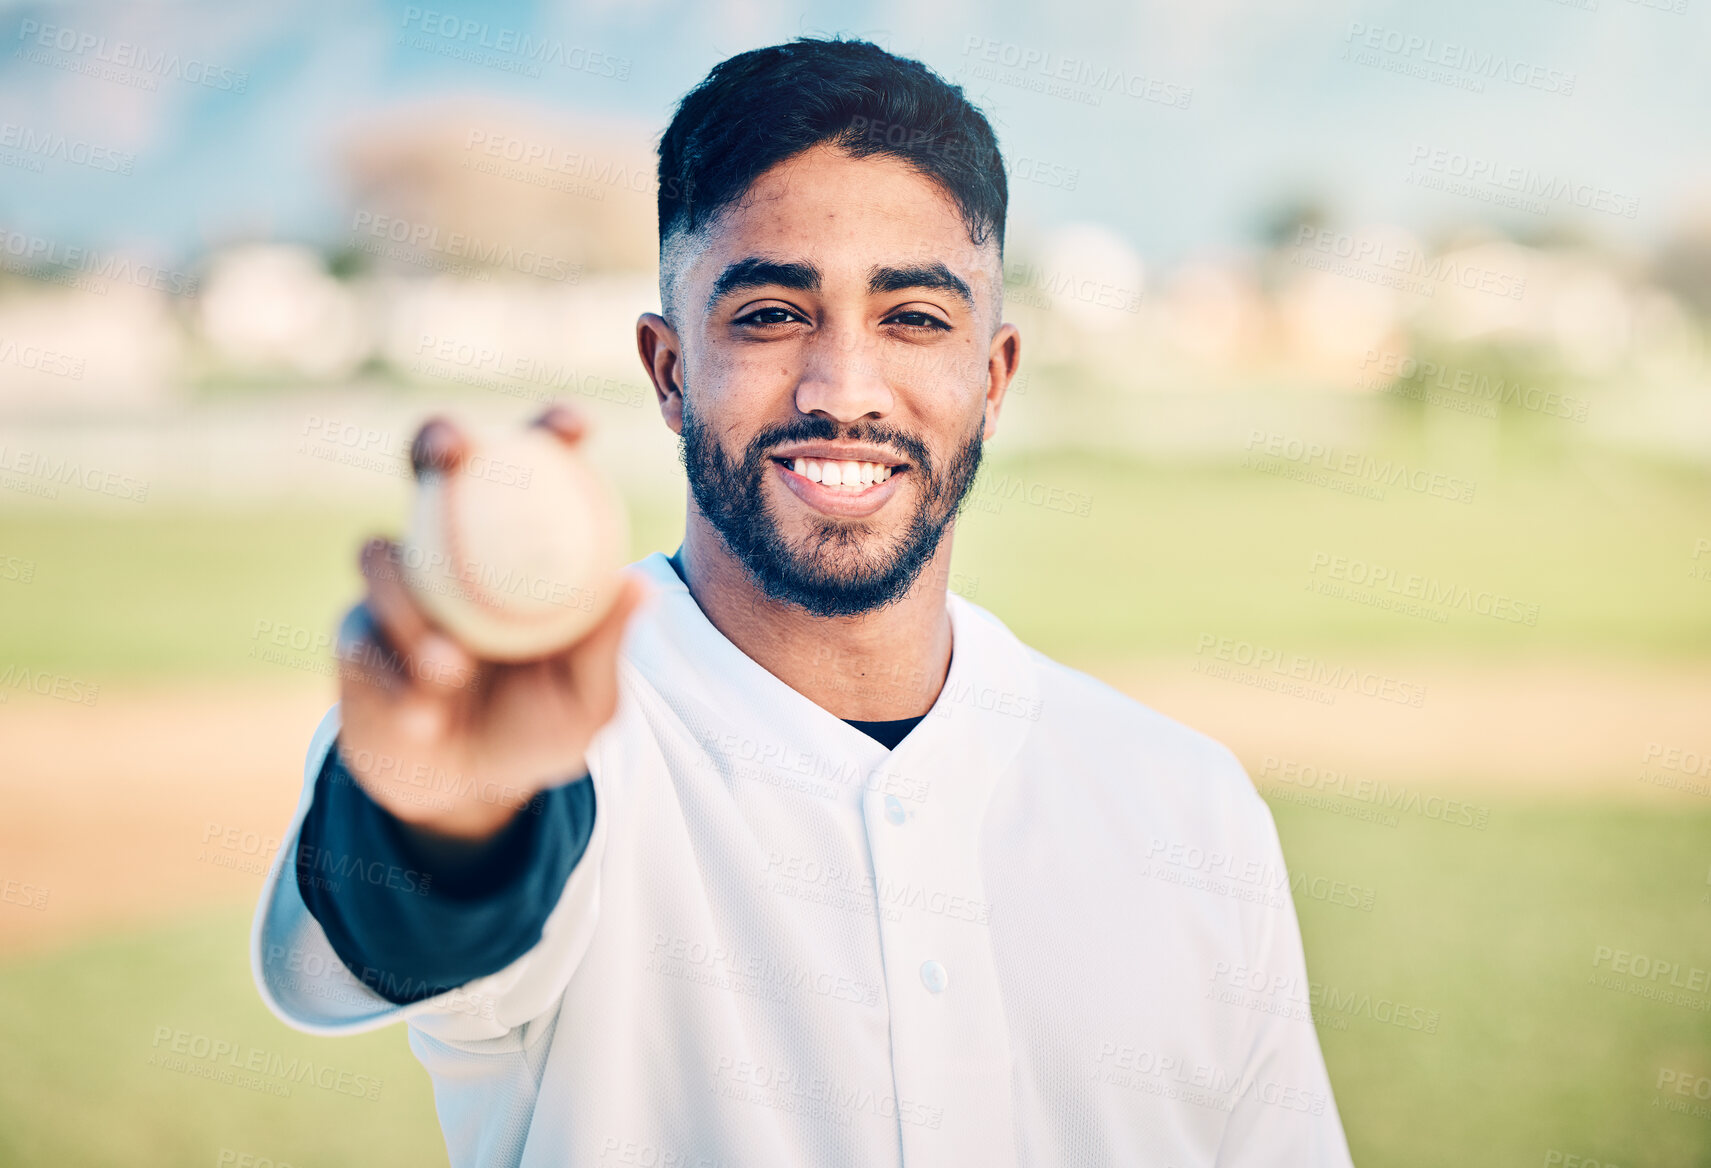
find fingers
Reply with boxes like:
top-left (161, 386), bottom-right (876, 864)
top-left (419, 406), bottom-right (591, 468)
top-left (356, 537), bottom-right (477, 694)
top-left (332, 602), bottom-right (395, 695)
top-left (530, 402), bottom-right (590, 448)
top-left (359, 537), bottom-right (430, 655)
top-left (410, 416), bottom-right (470, 480)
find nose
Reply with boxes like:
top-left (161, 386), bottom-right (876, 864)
top-left (793, 324), bottom-right (894, 424)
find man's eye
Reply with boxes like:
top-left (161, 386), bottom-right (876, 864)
top-left (735, 307), bottom-right (802, 326)
top-left (887, 311), bottom-right (950, 331)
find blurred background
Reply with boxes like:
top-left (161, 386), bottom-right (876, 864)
top-left (1, 0), bottom-right (1708, 1164)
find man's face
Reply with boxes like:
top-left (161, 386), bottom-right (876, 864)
top-left (658, 144), bottom-right (1017, 618)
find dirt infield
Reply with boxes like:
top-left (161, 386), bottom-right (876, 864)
top-left (0, 681), bottom-right (329, 957)
top-left (3, 661), bottom-right (1707, 956)
top-left (1096, 656), bottom-right (1711, 795)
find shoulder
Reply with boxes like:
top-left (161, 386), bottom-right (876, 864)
top-left (1020, 643), bottom-right (1269, 828)
top-left (1025, 646), bottom-right (1234, 765)
top-left (951, 594), bottom-right (1243, 780)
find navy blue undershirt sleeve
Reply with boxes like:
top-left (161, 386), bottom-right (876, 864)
top-left (296, 743), bottom-right (595, 1005)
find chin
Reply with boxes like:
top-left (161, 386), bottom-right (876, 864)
top-left (747, 528), bottom-right (927, 618)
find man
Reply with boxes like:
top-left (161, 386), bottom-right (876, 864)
top-left (253, 37), bottom-right (1354, 1167)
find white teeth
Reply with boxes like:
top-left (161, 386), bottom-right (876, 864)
top-left (785, 457), bottom-right (895, 490)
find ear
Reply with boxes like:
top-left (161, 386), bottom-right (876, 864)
top-left (981, 322), bottom-right (1021, 441)
top-left (636, 313), bottom-right (685, 435)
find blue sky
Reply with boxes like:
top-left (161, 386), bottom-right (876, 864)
top-left (2, 0), bottom-right (1707, 268)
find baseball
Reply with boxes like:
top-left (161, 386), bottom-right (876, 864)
top-left (400, 422), bottom-right (629, 661)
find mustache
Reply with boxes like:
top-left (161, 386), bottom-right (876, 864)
top-left (741, 416), bottom-right (933, 473)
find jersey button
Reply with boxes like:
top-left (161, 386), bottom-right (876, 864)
top-left (920, 959), bottom-right (949, 993)
top-left (884, 795), bottom-right (907, 825)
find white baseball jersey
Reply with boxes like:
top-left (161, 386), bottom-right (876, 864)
top-left (252, 550), bottom-right (1354, 1167)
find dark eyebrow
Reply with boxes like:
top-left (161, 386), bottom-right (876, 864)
top-left (707, 257), bottom-right (821, 313)
top-left (868, 263), bottom-right (973, 311)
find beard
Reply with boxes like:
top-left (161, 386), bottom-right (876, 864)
top-left (679, 397), bottom-right (985, 619)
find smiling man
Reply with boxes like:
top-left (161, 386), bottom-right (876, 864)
top-left (252, 38), bottom-right (1353, 1168)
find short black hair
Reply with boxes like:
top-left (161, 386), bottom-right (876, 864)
top-left (656, 38), bottom-right (1008, 259)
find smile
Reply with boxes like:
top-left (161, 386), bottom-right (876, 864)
top-left (771, 457), bottom-right (909, 518)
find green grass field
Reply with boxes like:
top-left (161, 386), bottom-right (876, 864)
top-left (1279, 795), bottom-right (1711, 1167)
top-left (2, 448), bottom-right (1708, 1165)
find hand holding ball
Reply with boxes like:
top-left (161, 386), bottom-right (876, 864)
top-left (333, 406), bottom-right (643, 840)
top-left (401, 416), bottom-right (629, 662)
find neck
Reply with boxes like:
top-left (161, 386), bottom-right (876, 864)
top-left (675, 514), bottom-right (955, 721)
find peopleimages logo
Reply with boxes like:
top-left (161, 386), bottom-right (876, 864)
top-left (1208, 961), bottom-right (1443, 1034)
top-left (0, 228), bottom-right (199, 296)
top-left (0, 336), bottom-right (86, 381)
top-left (1091, 1042), bottom-right (1329, 1115)
top-left (1244, 429), bottom-right (1477, 505)
top-left (459, 130), bottom-right (686, 202)
top-left (1307, 551), bottom-right (1542, 626)
top-left (348, 211), bottom-right (580, 283)
top-left (1589, 943), bottom-right (1711, 1010)
top-left (0, 122), bottom-right (135, 174)
top-left (0, 665), bottom-right (99, 706)
top-left (1292, 226), bottom-right (1526, 300)
top-left (148, 1025), bottom-right (382, 1100)
top-left (397, 7), bottom-right (631, 80)
top-left (958, 36), bottom-right (1193, 109)
top-left (1341, 22), bottom-right (1577, 96)
top-left (1405, 144), bottom-right (1638, 220)
top-left (1258, 757), bottom-right (1491, 830)
top-left (1193, 633), bottom-right (1428, 708)
top-left (1358, 349), bottom-right (1589, 423)
top-left (15, 20), bottom-right (250, 91)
